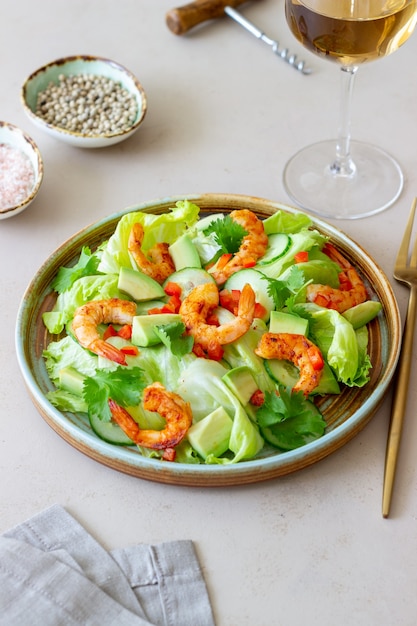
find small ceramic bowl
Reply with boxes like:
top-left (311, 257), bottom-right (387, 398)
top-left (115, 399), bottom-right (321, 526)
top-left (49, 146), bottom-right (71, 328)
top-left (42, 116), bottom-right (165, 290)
top-left (21, 55), bottom-right (148, 148)
top-left (0, 121), bottom-right (43, 220)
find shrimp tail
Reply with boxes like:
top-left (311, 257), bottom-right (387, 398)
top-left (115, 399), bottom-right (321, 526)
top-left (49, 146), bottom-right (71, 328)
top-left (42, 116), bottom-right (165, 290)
top-left (89, 339), bottom-right (128, 365)
top-left (108, 399), bottom-right (141, 439)
top-left (237, 282), bottom-right (256, 323)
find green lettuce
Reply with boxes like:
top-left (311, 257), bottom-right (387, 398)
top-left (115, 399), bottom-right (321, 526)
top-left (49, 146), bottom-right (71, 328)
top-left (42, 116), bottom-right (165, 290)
top-left (47, 389), bottom-right (88, 413)
top-left (97, 200), bottom-right (200, 275)
top-left (43, 335), bottom-right (98, 384)
top-left (98, 337), bottom-right (196, 391)
top-left (295, 303), bottom-right (372, 387)
top-left (256, 230), bottom-right (327, 279)
top-left (176, 359), bottom-right (264, 463)
top-left (262, 209), bottom-right (313, 235)
top-left (43, 275), bottom-right (124, 334)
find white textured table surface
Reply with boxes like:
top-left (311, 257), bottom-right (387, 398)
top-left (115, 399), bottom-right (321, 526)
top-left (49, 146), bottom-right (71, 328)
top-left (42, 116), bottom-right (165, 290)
top-left (1, 1), bottom-right (417, 624)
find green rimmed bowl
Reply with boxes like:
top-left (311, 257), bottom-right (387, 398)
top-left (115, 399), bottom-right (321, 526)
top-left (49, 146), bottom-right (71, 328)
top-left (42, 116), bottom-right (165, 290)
top-left (15, 194), bottom-right (401, 486)
top-left (21, 55), bottom-right (147, 148)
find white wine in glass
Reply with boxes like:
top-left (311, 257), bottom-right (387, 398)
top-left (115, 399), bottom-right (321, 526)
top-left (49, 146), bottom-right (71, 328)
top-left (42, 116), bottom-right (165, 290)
top-left (283, 0), bottom-right (417, 219)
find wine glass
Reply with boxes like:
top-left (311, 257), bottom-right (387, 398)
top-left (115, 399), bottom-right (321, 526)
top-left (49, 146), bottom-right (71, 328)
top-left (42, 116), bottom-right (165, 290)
top-left (283, 0), bottom-right (417, 219)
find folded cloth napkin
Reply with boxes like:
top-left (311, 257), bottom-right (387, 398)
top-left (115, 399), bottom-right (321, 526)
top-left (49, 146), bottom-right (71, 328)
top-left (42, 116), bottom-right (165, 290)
top-left (0, 504), bottom-right (215, 626)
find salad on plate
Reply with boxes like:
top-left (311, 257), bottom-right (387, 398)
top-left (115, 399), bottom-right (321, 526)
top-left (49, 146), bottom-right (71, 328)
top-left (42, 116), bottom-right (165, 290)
top-left (42, 200), bottom-right (382, 465)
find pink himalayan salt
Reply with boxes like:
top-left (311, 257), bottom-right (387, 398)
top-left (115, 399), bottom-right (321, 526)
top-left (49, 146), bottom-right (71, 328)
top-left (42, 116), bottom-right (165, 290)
top-left (0, 143), bottom-right (36, 211)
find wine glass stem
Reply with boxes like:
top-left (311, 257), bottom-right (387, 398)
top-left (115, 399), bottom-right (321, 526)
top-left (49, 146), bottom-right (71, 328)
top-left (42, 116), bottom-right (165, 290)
top-left (330, 65), bottom-right (359, 177)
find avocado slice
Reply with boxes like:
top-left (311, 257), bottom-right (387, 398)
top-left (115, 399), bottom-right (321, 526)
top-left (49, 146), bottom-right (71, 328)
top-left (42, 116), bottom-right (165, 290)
top-left (269, 310), bottom-right (309, 335)
top-left (342, 301), bottom-right (382, 329)
top-left (187, 406), bottom-right (233, 459)
top-left (222, 366), bottom-right (258, 406)
top-left (59, 366), bottom-right (85, 396)
top-left (169, 233), bottom-right (201, 270)
top-left (118, 266), bottom-right (165, 301)
top-left (131, 313), bottom-right (182, 347)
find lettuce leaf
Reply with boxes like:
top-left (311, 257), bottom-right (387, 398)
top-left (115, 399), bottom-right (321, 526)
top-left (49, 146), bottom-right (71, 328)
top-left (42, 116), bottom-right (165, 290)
top-left (262, 209), bottom-right (313, 235)
top-left (206, 404), bottom-right (264, 464)
top-left (255, 230), bottom-right (327, 279)
top-left (43, 275), bottom-right (124, 334)
top-left (176, 359), bottom-right (263, 463)
top-left (46, 389), bottom-right (88, 413)
top-left (295, 303), bottom-right (372, 386)
top-left (51, 247), bottom-right (101, 294)
top-left (43, 335), bottom-right (98, 384)
top-left (98, 338), bottom-right (196, 391)
top-left (97, 200), bottom-right (200, 275)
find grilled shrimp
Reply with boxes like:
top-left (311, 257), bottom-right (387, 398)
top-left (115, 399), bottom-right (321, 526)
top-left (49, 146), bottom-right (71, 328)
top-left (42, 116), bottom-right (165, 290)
top-left (128, 222), bottom-right (175, 284)
top-left (108, 382), bottom-right (193, 451)
top-left (306, 243), bottom-right (367, 314)
top-left (179, 281), bottom-right (255, 355)
top-left (255, 332), bottom-right (324, 396)
top-left (210, 209), bottom-right (268, 285)
top-left (72, 298), bottom-right (137, 365)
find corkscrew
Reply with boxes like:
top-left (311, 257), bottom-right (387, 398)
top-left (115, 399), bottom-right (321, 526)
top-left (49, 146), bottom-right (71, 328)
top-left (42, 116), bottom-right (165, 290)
top-left (166, 0), bottom-right (312, 75)
top-left (224, 5), bottom-right (311, 74)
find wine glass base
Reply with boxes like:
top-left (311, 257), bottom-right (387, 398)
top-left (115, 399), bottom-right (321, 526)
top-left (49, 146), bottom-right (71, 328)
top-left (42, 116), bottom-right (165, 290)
top-left (283, 140), bottom-right (404, 220)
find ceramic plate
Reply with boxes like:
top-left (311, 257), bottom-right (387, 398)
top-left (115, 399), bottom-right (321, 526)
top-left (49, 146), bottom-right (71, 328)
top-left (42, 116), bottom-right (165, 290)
top-left (15, 194), bottom-right (401, 486)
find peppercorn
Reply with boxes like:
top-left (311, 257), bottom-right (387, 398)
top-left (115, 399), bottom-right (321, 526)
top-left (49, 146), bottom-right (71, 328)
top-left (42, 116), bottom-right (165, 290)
top-left (35, 74), bottom-right (138, 136)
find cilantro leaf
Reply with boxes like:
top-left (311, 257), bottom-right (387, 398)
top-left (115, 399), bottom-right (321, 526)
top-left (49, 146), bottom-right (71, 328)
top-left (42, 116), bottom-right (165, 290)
top-left (203, 215), bottom-right (248, 254)
top-left (256, 386), bottom-right (306, 427)
top-left (263, 412), bottom-right (326, 450)
top-left (51, 247), bottom-right (101, 293)
top-left (262, 266), bottom-right (307, 311)
top-left (285, 265), bottom-right (306, 292)
top-left (154, 322), bottom-right (194, 357)
top-left (83, 366), bottom-right (146, 422)
top-left (256, 386), bottom-right (326, 450)
top-left (262, 276), bottom-right (291, 311)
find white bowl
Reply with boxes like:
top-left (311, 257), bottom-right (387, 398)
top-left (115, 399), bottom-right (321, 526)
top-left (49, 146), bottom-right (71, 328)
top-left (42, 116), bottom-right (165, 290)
top-left (21, 55), bottom-right (148, 148)
top-left (0, 121), bottom-right (43, 220)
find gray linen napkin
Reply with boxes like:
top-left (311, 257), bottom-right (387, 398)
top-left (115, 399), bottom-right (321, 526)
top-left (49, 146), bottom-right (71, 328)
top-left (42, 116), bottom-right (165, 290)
top-left (0, 504), bottom-right (215, 626)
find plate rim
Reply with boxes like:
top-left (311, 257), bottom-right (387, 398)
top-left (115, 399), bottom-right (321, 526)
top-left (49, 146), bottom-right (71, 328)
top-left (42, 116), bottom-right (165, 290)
top-left (15, 193), bottom-right (401, 486)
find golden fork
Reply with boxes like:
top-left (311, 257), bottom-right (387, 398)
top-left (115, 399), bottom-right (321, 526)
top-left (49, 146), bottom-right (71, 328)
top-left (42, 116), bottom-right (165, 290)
top-left (382, 197), bottom-right (417, 518)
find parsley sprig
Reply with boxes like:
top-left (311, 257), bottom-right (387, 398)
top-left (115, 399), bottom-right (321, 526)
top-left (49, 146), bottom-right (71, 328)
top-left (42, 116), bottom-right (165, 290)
top-left (256, 386), bottom-right (326, 450)
top-left (262, 265), bottom-right (306, 310)
top-left (154, 322), bottom-right (194, 357)
top-left (83, 366), bottom-right (146, 422)
top-left (203, 215), bottom-right (248, 255)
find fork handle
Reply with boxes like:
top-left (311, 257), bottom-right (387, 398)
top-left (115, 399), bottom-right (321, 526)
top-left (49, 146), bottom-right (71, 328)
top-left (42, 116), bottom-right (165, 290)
top-left (382, 284), bottom-right (417, 517)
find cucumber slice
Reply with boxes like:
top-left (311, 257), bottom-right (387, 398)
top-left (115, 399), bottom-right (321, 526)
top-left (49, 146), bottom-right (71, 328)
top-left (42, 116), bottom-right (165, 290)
top-left (224, 268), bottom-right (274, 321)
top-left (258, 234), bottom-right (291, 265)
top-left (195, 213), bottom-right (225, 230)
top-left (164, 267), bottom-right (215, 298)
top-left (264, 359), bottom-right (340, 395)
top-left (89, 412), bottom-right (135, 446)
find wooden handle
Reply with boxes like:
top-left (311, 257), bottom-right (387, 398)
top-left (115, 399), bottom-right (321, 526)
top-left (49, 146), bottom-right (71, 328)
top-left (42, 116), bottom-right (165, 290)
top-left (166, 0), bottom-right (257, 35)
